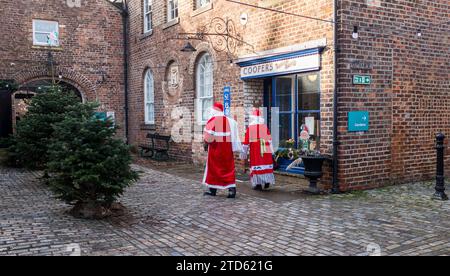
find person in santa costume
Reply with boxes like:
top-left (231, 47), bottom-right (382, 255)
top-left (203, 102), bottom-right (242, 198)
top-left (240, 108), bottom-right (275, 190)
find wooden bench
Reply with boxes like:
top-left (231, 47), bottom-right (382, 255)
top-left (139, 133), bottom-right (171, 161)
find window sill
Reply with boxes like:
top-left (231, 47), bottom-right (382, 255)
top-left (141, 124), bottom-right (156, 131)
top-left (162, 18), bottom-right (180, 30)
top-left (31, 45), bottom-right (63, 51)
top-left (191, 3), bottom-right (213, 17)
top-left (140, 30), bottom-right (153, 40)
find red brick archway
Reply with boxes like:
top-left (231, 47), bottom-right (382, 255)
top-left (12, 65), bottom-right (97, 101)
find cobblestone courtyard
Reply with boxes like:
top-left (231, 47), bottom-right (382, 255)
top-left (1, 164), bottom-right (449, 256)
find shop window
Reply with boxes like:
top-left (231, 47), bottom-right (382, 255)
top-left (144, 70), bottom-right (155, 124)
top-left (271, 72), bottom-right (321, 150)
top-left (196, 53), bottom-right (214, 124)
top-left (33, 20), bottom-right (59, 46)
top-left (167, 0), bottom-right (179, 21)
top-left (143, 0), bottom-right (153, 33)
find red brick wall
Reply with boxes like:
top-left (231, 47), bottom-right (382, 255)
top-left (337, 0), bottom-right (450, 190)
top-left (127, 0), bottom-right (335, 170)
top-left (0, 0), bottom-right (126, 137)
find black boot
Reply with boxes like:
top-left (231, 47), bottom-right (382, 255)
top-left (253, 185), bottom-right (262, 191)
top-left (227, 187), bottom-right (237, 198)
top-left (204, 188), bottom-right (217, 196)
top-left (264, 183), bottom-right (271, 189)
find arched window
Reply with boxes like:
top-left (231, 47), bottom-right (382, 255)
top-left (144, 70), bottom-right (155, 124)
top-left (196, 53), bottom-right (213, 124)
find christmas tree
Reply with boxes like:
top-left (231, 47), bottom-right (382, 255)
top-left (47, 107), bottom-right (139, 219)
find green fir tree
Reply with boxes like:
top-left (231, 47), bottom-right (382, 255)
top-left (47, 108), bottom-right (139, 218)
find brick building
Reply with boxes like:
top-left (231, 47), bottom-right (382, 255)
top-left (0, 0), bottom-right (127, 138)
top-left (126, 0), bottom-right (449, 191)
top-left (1, 0), bottom-right (448, 192)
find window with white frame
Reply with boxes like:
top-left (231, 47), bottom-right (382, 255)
top-left (196, 0), bottom-right (211, 9)
top-left (144, 70), bottom-right (155, 124)
top-left (33, 20), bottom-right (59, 46)
top-left (167, 0), bottom-right (179, 21)
top-left (196, 53), bottom-right (214, 124)
top-left (143, 0), bottom-right (152, 33)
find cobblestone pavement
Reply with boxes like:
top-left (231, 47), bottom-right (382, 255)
top-left (0, 165), bottom-right (449, 256)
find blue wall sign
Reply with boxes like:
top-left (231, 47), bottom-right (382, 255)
top-left (223, 86), bottom-right (231, 117)
top-left (348, 111), bottom-right (369, 132)
top-left (94, 112), bottom-right (107, 121)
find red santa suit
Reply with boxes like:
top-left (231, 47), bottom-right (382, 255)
top-left (241, 109), bottom-right (275, 188)
top-left (203, 103), bottom-right (242, 190)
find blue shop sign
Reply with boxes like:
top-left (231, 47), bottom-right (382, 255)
top-left (348, 111), bottom-right (369, 132)
top-left (223, 86), bottom-right (231, 117)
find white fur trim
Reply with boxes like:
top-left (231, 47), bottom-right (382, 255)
top-left (251, 173), bottom-right (275, 187)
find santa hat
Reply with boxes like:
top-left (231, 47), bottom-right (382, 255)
top-left (213, 102), bottom-right (224, 112)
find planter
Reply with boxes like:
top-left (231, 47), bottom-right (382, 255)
top-left (301, 155), bottom-right (326, 195)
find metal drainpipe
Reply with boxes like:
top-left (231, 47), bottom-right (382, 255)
top-left (121, 1), bottom-right (130, 144)
top-left (332, 0), bottom-right (340, 194)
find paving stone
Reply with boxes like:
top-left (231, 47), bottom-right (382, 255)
top-left (0, 165), bottom-right (449, 256)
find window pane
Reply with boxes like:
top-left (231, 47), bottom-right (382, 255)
top-left (298, 113), bottom-right (320, 150)
top-left (34, 33), bottom-right (49, 44)
top-left (196, 53), bottom-right (213, 123)
top-left (298, 73), bottom-right (320, 110)
top-left (298, 91), bottom-right (320, 110)
top-left (35, 21), bottom-right (57, 32)
top-left (145, 14), bottom-right (151, 31)
top-left (149, 104), bottom-right (154, 122)
top-left (202, 99), bottom-right (213, 121)
top-left (299, 73), bottom-right (319, 93)
top-left (279, 113), bottom-right (293, 147)
top-left (168, 0), bottom-right (178, 20)
top-left (275, 77), bottom-right (292, 112)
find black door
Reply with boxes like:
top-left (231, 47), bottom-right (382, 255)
top-left (0, 88), bottom-right (13, 140)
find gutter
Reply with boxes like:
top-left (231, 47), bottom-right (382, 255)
top-left (332, 0), bottom-right (340, 193)
top-left (121, 0), bottom-right (130, 143)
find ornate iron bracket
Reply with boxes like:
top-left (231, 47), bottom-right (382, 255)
top-left (178, 17), bottom-right (255, 56)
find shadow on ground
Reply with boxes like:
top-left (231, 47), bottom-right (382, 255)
top-left (134, 156), bottom-right (313, 203)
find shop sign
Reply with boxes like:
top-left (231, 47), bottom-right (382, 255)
top-left (223, 86), bottom-right (231, 117)
top-left (240, 53), bottom-right (320, 80)
top-left (348, 111), bottom-right (369, 132)
top-left (353, 75), bottom-right (372, 85)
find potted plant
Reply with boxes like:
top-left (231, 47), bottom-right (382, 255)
top-left (274, 139), bottom-right (301, 171)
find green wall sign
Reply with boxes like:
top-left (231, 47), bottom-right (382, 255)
top-left (348, 111), bottom-right (369, 132)
top-left (353, 75), bottom-right (372, 85)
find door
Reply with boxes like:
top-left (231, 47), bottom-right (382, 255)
top-left (0, 88), bottom-right (12, 140)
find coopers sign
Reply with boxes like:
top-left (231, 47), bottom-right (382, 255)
top-left (239, 52), bottom-right (320, 80)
